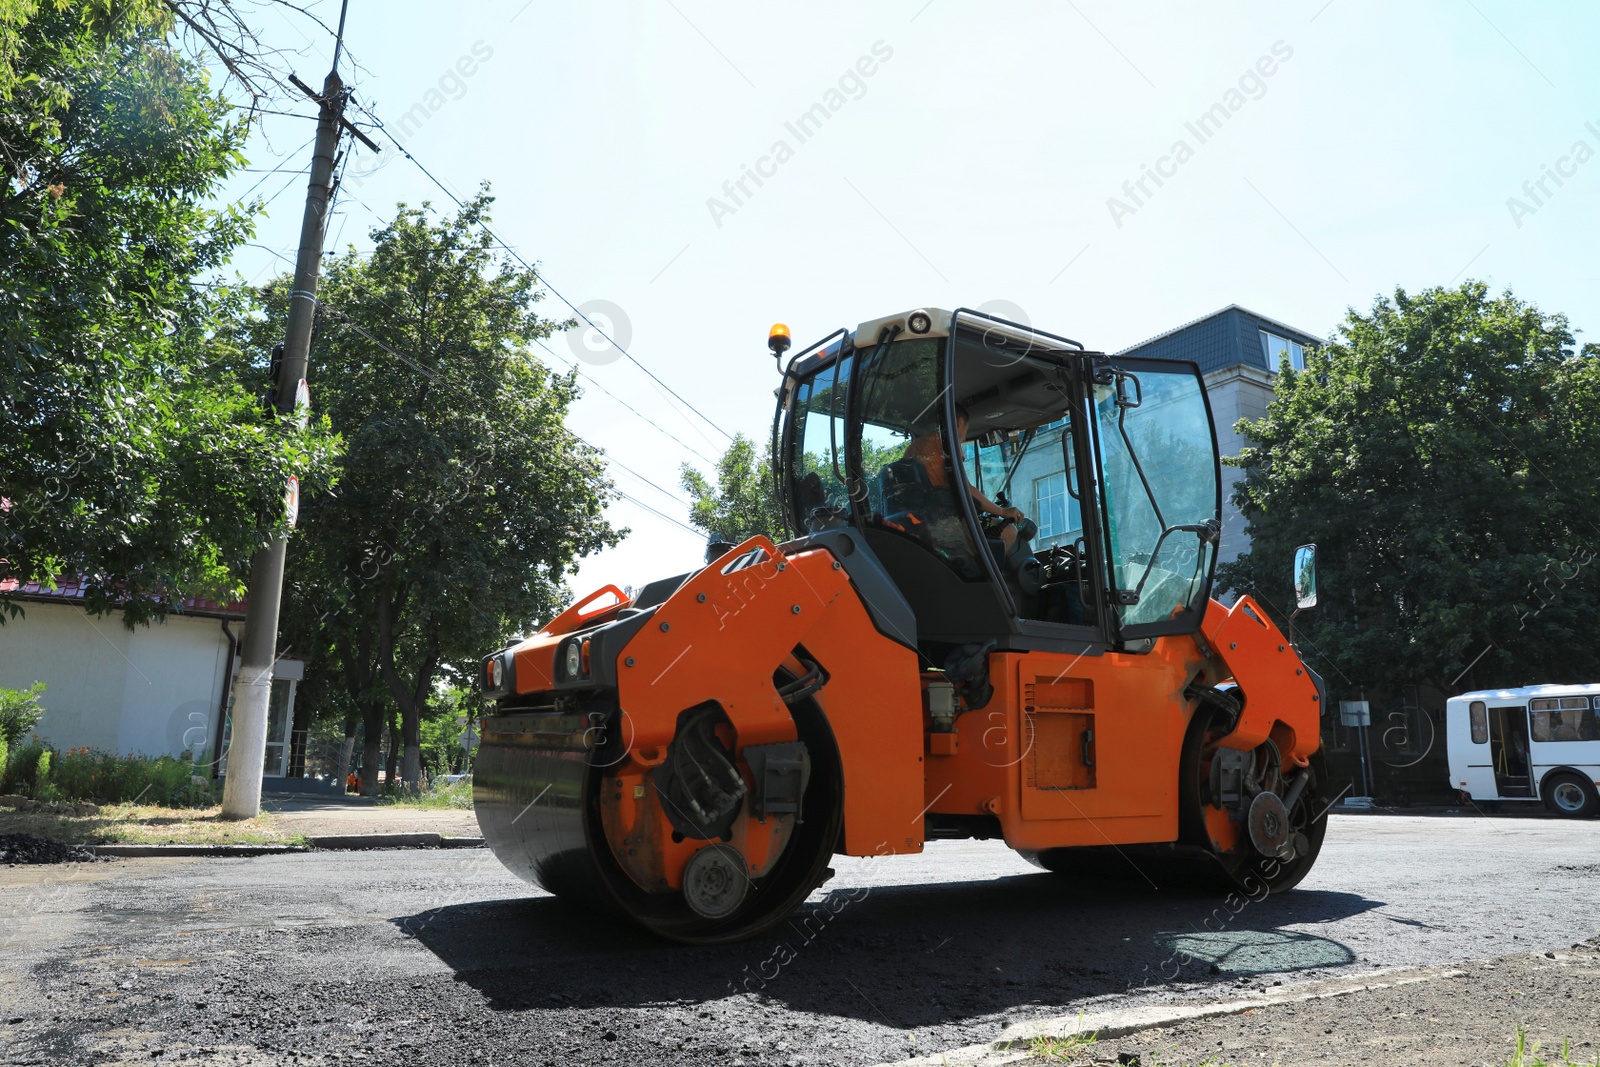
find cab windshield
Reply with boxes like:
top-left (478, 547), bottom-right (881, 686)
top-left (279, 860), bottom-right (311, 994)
top-left (1092, 366), bottom-right (1219, 628)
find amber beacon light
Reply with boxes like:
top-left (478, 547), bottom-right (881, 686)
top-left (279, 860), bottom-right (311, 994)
top-left (768, 323), bottom-right (791, 358)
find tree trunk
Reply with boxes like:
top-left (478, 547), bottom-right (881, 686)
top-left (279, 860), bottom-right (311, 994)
top-left (375, 585), bottom-right (440, 793)
top-left (385, 709), bottom-right (400, 790)
top-left (336, 714), bottom-right (357, 792)
top-left (403, 743), bottom-right (422, 791)
top-left (360, 737), bottom-right (381, 797)
top-left (360, 700), bottom-right (383, 798)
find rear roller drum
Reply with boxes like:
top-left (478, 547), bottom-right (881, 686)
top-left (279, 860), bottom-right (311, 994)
top-left (476, 700), bottom-right (843, 945)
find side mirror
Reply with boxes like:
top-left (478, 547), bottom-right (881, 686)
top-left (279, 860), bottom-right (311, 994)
top-left (1293, 544), bottom-right (1318, 609)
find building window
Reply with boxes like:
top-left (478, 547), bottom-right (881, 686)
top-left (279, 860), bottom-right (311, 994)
top-left (1034, 472), bottom-right (1068, 541)
top-left (1261, 330), bottom-right (1306, 371)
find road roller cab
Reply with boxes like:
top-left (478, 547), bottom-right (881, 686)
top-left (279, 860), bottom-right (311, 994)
top-left (475, 307), bottom-right (1330, 944)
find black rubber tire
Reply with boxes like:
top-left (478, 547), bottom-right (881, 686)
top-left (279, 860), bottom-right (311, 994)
top-left (1542, 772), bottom-right (1600, 819)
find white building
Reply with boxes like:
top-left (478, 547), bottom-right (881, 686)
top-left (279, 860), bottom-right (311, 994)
top-left (1116, 305), bottom-right (1321, 567)
top-left (0, 579), bottom-right (305, 781)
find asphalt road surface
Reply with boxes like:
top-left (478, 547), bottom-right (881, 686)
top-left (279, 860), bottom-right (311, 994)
top-left (2, 814), bottom-right (1597, 1066)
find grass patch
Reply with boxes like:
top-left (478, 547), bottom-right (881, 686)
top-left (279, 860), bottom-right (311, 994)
top-left (374, 776), bottom-right (472, 810)
top-left (1029, 1029), bottom-right (1099, 1063)
top-left (0, 802), bottom-right (308, 847)
top-left (1506, 1027), bottom-right (1600, 1067)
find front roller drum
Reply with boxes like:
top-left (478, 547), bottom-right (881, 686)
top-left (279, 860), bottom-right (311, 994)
top-left (474, 707), bottom-right (842, 944)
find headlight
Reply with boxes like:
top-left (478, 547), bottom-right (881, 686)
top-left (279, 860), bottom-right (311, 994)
top-left (491, 658), bottom-right (504, 689)
top-left (564, 640), bottom-right (584, 680)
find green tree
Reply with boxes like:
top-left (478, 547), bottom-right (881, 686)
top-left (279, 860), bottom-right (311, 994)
top-left (0, 0), bottom-right (336, 623)
top-left (679, 434), bottom-right (909, 544)
top-left (1219, 282), bottom-right (1600, 697)
top-left (239, 191), bottom-right (620, 790)
top-left (680, 434), bottom-right (786, 543)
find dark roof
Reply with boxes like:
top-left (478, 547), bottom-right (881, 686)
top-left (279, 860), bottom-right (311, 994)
top-left (0, 577), bottom-right (247, 619)
top-left (1116, 304), bottom-right (1321, 375)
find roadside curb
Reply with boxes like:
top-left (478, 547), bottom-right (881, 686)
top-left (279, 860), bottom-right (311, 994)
top-left (309, 832), bottom-right (442, 850)
top-left (307, 833), bottom-right (486, 850)
top-left (873, 963), bottom-right (1467, 1067)
top-left (93, 843), bottom-right (308, 858)
top-left (439, 836), bottom-right (486, 848)
top-left (90, 835), bottom-right (486, 857)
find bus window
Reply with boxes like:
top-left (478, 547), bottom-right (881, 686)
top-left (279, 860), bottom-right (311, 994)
top-left (1530, 697), bottom-right (1600, 742)
top-left (1469, 701), bottom-right (1487, 744)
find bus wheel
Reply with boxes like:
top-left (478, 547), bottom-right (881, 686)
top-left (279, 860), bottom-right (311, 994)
top-left (1542, 773), bottom-right (1599, 819)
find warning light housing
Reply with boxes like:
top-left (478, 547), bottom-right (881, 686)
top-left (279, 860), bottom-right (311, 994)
top-left (768, 323), bottom-right (791, 358)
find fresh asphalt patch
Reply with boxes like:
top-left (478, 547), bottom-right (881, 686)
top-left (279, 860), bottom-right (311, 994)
top-left (0, 833), bottom-right (98, 865)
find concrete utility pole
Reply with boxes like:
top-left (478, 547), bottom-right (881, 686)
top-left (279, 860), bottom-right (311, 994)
top-left (219, 70), bottom-right (346, 820)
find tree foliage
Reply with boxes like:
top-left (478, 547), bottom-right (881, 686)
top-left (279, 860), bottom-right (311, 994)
top-left (0, 0), bottom-right (336, 622)
top-left (679, 433), bottom-right (927, 546)
top-left (237, 191), bottom-right (620, 789)
top-left (679, 434), bottom-right (786, 544)
top-left (1219, 282), bottom-right (1600, 697)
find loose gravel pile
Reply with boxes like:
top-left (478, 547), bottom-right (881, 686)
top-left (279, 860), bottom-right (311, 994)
top-left (0, 833), bottom-right (97, 864)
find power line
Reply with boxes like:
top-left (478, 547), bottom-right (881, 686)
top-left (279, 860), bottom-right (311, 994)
top-left (307, 187), bottom-right (722, 470)
top-left (235, 137), bottom-right (717, 537)
top-left (342, 96), bottom-right (735, 445)
top-left (231, 133), bottom-right (315, 203)
top-left (531, 338), bottom-right (718, 466)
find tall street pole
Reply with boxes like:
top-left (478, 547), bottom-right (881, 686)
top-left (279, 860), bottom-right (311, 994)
top-left (220, 70), bottom-right (345, 819)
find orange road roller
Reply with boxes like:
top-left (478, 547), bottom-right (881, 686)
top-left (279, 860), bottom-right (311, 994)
top-left (476, 307), bottom-right (1329, 944)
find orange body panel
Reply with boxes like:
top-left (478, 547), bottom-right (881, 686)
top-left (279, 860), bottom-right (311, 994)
top-left (796, 617), bottom-right (925, 855)
top-left (1201, 595), bottom-right (1320, 758)
top-left (921, 595), bottom-right (1321, 853)
top-left (924, 647), bottom-right (1189, 851)
top-left (614, 539), bottom-right (846, 751)
top-left (586, 537), bottom-right (928, 882)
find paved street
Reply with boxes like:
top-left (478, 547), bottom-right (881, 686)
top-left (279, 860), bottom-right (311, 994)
top-left (1, 814), bottom-right (1597, 1065)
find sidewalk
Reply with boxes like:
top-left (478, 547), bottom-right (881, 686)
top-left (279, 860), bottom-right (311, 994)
top-left (258, 791), bottom-right (481, 840)
top-left (890, 939), bottom-right (1600, 1067)
top-left (251, 793), bottom-right (480, 844)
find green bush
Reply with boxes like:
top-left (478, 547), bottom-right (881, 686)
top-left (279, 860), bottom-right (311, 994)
top-left (0, 682), bottom-right (47, 749)
top-left (2, 742), bottom-right (51, 796)
top-left (376, 775), bottom-right (473, 809)
top-left (45, 748), bottom-right (211, 806)
top-left (0, 735), bottom-right (8, 790)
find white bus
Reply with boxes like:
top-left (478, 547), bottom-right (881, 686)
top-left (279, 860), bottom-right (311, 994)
top-left (1446, 683), bottom-right (1600, 818)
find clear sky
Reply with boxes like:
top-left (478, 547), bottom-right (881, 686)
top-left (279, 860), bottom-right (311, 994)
top-left (215, 0), bottom-right (1600, 609)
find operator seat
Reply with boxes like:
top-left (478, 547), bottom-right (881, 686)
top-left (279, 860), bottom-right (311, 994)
top-left (877, 458), bottom-right (938, 516)
top-left (875, 458), bottom-right (1009, 569)
top-left (875, 458), bottom-right (941, 551)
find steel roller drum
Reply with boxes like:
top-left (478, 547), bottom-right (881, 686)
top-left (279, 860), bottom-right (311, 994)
top-left (473, 712), bottom-right (611, 902)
